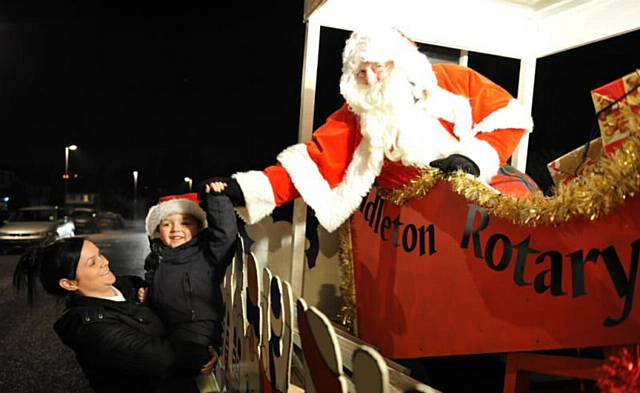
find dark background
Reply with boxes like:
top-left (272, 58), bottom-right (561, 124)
top-left (0, 1), bottom-right (639, 215)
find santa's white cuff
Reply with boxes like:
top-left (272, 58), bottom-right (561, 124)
top-left (454, 138), bottom-right (500, 183)
top-left (278, 142), bottom-right (382, 233)
top-left (232, 171), bottom-right (276, 225)
top-left (277, 144), bottom-right (342, 231)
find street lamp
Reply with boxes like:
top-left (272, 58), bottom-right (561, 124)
top-left (132, 171), bottom-right (138, 220)
top-left (184, 177), bottom-right (192, 192)
top-left (64, 144), bottom-right (78, 204)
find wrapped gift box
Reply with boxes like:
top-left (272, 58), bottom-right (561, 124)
top-left (547, 137), bottom-right (603, 186)
top-left (591, 69), bottom-right (640, 155)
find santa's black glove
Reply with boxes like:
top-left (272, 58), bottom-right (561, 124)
top-left (429, 154), bottom-right (480, 177)
top-left (197, 177), bottom-right (245, 207)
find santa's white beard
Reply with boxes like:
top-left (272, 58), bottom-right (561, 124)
top-left (340, 71), bottom-right (458, 167)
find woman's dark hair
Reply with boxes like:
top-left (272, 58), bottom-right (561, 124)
top-left (13, 237), bottom-right (85, 304)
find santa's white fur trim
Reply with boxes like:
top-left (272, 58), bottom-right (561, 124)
top-left (341, 28), bottom-right (438, 96)
top-left (278, 141), bottom-right (383, 233)
top-left (421, 86), bottom-right (473, 140)
top-left (452, 138), bottom-right (501, 183)
top-left (472, 99), bottom-right (534, 134)
top-left (232, 171), bottom-right (277, 225)
top-left (145, 199), bottom-right (208, 239)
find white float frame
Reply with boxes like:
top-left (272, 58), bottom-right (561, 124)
top-left (287, 0), bottom-right (640, 300)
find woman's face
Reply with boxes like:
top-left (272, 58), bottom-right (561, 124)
top-left (72, 240), bottom-right (116, 297)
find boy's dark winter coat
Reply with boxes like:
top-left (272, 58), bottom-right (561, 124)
top-left (145, 194), bottom-right (238, 349)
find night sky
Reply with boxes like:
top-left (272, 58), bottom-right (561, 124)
top-left (0, 1), bottom-right (306, 207)
top-left (1, 1), bottom-right (639, 212)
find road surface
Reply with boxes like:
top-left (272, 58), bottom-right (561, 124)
top-left (0, 221), bottom-right (149, 393)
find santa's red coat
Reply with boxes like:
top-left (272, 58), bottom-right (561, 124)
top-left (233, 64), bottom-right (534, 232)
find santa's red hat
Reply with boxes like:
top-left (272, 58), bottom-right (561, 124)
top-left (145, 192), bottom-right (208, 238)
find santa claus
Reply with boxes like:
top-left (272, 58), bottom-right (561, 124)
top-left (220, 27), bottom-right (536, 232)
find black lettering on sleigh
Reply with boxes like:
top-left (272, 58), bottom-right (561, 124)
top-left (462, 204), bottom-right (640, 327)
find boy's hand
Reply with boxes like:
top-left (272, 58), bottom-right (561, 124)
top-left (200, 346), bottom-right (219, 374)
top-left (205, 182), bottom-right (227, 194)
top-left (203, 177), bottom-right (245, 206)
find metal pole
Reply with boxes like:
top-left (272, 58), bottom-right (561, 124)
top-left (64, 146), bottom-right (69, 204)
top-left (133, 171), bottom-right (138, 220)
top-left (64, 145), bottom-right (77, 207)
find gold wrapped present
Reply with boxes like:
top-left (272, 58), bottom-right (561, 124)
top-left (591, 69), bottom-right (640, 155)
top-left (547, 137), bottom-right (603, 186)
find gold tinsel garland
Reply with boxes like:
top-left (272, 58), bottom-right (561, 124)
top-left (337, 132), bottom-right (640, 330)
top-left (378, 132), bottom-right (640, 226)
top-left (337, 223), bottom-right (357, 333)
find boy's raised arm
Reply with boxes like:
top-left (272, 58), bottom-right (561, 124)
top-left (200, 180), bottom-right (239, 267)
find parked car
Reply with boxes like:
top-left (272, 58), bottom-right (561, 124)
top-left (70, 208), bottom-right (100, 234)
top-left (0, 206), bottom-right (75, 253)
top-left (95, 211), bottom-right (126, 230)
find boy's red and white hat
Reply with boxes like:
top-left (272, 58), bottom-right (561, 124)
top-left (145, 192), bottom-right (208, 238)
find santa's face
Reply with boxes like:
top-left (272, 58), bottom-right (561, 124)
top-left (341, 59), bottom-right (416, 117)
top-left (340, 57), bottom-right (455, 165)
top-left (356, 61), bottom-right (394, 87)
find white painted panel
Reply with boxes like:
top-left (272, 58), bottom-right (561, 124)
top-left (535, 0), bottom-right (640, 57)
top-left (307, 0), bottom-right (640, 59)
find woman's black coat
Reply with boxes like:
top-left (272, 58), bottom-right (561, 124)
top-left (53, 276), bottom-right (199, 393)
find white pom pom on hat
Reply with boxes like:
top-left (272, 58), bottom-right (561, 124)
top-left (145, 192), bottom-right (208, 238)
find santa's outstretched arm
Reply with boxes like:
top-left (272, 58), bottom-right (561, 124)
top-left (232, 104), bottom-right (370, 232)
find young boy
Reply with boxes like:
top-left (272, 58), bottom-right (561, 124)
top-left (143, 181), bottom-right (237, 379)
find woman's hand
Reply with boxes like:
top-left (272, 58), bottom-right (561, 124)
top-left (137, 287), bottom-right (148, 304)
